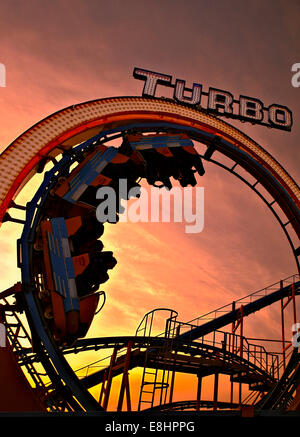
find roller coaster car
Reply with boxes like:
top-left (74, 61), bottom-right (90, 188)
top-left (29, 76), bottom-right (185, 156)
top-left (40, 216), bottom-right (110, 344)
top-left (42, 193), bottom-right (95, 221)
top-left (76, 249), bottom-right (117, 295)
top-left (125, 133), bottom-right (205, 189)
top-left (54, 145), bottom-right (143, 208)
top-left (47, 145), bottom-right (143, 225)
top-left (47, 133), bottom-right (205, 224)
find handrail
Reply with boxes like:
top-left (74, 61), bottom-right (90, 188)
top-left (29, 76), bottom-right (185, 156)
top-left (135, 308), bottom-right (178, 338)
top-left (188, 274), bottom-right (299, 326)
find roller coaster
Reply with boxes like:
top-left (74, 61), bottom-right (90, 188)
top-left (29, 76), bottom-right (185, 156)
top-left (0, 96), bottom-right (299, 415)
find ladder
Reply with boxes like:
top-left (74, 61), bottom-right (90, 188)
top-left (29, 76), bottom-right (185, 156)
top-left (0, 283), bottom-right (63, 411)
top-left (137, 309), bottom-right (178, 411)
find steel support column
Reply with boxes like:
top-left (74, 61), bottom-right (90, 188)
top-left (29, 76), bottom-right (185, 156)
top-left (117, 340), bottom-right (133, 412)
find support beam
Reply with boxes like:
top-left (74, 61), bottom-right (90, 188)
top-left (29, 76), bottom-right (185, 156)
top-left (2, 213), bottom-right (25, 225)
top-left (213, 373), bottom-right (219, 411)
top-left (281, 283), bottom-right (297, 370)
top-left (117, 341), bottom-right (133, 412)
top-left (102, 347), bottom-right (118, 411)
top-left (178, 281), bottom-right (300, 342)
top-left (99, 369), bottom-right (107, 406)
top-left (196, 375), bottom-right (202, 411)
top-left (0, 283), bottom-right (22, 300)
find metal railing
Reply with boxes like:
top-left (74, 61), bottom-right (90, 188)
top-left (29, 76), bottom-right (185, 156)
top-left (187, 274), bottom-right (299, 326)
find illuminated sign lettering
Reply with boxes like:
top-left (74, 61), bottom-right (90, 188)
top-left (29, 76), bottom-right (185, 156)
top-left (133, 68), bottom-right (293, 131)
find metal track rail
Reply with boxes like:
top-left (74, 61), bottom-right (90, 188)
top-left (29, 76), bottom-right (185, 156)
top-left (69, 336), bottom-right (276, 390)
top-left (1, 108), bottom-right (298, 411)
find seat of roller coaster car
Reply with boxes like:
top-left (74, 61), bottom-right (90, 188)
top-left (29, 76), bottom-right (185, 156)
top-left (141, 147), bottom-right (204, 189)
top-left (146, 165), bottom-right (196, 189)
top-left (76, 251), bottom-right (117, 294)
top-left (81, 215), bottom-right (104, 238)
top-left (71, 216), bottom-right (104, 246)
top-left (106, 158), bottom-right (145, 179)
top-left (72, 236), bottom-right (104, 256)
top-left (172, 147), bottom-right (205, 175)
top-left (177, 170), bottom-right (197, 187)
top-left (102, 178), bottom-right (142, 203)
top-left (91, 251), bottom-right (117, 271)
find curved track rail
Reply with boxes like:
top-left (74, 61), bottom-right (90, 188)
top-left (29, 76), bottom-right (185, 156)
top-left (0, 97), bottom-right (299, 412)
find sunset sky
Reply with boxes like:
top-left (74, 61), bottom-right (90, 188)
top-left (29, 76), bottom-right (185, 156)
top-left (0, 0), bottom-right (299, 409)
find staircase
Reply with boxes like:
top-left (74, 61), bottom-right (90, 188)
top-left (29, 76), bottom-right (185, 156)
top-left (136, 309), bottom-right (178, 411)
top-left (257, 348), bottom-right (300, 410)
